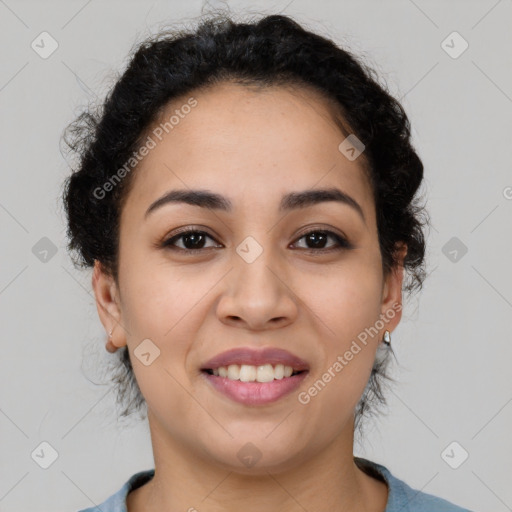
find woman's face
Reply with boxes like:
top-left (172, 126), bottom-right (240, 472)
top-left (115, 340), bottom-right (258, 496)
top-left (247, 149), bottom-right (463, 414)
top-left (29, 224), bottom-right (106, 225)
top-left (93, 82), bottom-right (404, 473)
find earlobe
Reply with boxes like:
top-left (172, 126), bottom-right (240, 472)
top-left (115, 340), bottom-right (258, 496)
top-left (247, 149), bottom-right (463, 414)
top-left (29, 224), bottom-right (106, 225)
top-left (91, 260), bottom-right (126, 350)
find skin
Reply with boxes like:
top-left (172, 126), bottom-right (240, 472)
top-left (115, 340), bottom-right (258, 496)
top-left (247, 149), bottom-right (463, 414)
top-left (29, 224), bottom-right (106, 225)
top-left (92, 81), bottom-right (406, 512)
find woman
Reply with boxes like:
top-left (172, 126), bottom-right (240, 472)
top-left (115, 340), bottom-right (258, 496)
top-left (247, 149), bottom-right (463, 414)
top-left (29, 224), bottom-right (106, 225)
top-left (62, 12), bottom-right (474, 512)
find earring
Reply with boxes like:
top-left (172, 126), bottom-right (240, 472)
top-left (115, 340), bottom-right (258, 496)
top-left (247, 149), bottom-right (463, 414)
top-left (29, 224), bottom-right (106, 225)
top-left (106, 327), bottom-right (118, 353)
top-left (383, 330), bottom-right (391, 346)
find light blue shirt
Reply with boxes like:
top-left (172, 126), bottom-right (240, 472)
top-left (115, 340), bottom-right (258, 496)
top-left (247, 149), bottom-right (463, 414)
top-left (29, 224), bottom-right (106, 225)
top-left (77, 457), bottom-right (475, 511)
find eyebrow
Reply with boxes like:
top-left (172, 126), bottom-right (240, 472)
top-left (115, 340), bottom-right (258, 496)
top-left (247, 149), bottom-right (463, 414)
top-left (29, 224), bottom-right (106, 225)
top-left (144, 187), bottom-right (365, 222)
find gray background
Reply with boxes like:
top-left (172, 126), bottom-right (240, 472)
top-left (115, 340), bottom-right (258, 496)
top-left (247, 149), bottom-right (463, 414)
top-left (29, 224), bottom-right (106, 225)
top-left (1, 0), bottom-right (511, 510)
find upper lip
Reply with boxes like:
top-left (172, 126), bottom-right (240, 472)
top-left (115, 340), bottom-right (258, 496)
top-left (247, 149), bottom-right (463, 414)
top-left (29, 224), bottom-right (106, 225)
top-left (201, 347), bottom-right (310, 371)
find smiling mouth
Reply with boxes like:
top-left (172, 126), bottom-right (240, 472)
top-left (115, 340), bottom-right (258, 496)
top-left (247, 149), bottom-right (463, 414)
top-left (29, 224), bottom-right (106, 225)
top-left (201, 364), bottom-right (309, 406)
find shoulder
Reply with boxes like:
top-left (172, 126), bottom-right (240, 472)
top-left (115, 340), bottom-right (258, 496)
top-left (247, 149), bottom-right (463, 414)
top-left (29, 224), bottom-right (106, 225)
top-left (76, 469), bottom-right (155, 512)
top-left (354, 457), bottom-right (476, 512)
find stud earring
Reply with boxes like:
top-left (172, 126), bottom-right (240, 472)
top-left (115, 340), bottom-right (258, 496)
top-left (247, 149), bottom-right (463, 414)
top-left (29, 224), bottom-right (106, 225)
top-left (383, 330), bottom-right (391, 346)
top-left (106, 327), bottom-right (118, 353)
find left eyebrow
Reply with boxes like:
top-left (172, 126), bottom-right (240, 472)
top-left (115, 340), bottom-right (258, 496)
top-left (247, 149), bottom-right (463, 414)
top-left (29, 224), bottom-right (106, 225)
top-left (279, 187), bottom-right (365, 223)
top-left (144, 187), bottom-right (365, 223)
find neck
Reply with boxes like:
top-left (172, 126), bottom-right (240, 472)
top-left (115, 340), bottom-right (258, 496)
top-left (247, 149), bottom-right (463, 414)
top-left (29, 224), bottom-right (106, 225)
top-left (127, 411), bottom-right (388, 512)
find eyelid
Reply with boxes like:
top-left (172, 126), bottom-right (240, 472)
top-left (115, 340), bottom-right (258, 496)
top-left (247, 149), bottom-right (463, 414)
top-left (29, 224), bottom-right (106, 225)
top-left (166, 224), bottom-right (216, 238)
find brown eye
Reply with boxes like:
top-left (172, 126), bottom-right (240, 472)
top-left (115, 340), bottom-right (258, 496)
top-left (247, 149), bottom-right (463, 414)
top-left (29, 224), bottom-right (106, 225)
top-left (292, 230), bottom-right (352, 251)
top-left (162, 230), bottom-right (221, 252)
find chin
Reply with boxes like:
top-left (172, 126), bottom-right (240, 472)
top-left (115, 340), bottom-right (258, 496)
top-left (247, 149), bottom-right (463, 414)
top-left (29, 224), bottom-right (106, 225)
top-left (204, 437), bottom-right (307, 475)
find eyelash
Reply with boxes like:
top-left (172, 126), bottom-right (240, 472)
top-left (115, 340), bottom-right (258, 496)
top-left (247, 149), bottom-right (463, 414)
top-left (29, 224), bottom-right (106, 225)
top-left (160, 227), bottom-right (352, 255)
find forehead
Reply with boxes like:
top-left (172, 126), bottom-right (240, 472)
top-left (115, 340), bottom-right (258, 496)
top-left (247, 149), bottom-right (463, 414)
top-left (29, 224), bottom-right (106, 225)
top-left (122, 82), bottom-right (374, 219)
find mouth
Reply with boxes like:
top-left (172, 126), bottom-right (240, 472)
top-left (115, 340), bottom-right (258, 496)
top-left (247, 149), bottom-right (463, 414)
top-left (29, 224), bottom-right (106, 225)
top-left (200, 346), bottom-right (310, 381)
top-left (201, 368), bottom-right (309, 406)
top-left (199, 347), bottom-right (310, 405)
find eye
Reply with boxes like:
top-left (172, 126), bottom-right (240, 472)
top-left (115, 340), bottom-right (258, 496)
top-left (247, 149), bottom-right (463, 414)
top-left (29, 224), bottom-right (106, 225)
top-left (291, 229), bottom-right (352, 252)
top-left (161, 229), bottom-right (222, 253)
top-left (160, 227), bottom-right (352, 255)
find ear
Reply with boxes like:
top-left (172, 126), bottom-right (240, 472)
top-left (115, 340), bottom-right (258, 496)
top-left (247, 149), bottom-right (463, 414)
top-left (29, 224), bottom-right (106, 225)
top-left (380, 243), bottom-right (407, 335)
top-left (91, 260), bottom-right (127, 349)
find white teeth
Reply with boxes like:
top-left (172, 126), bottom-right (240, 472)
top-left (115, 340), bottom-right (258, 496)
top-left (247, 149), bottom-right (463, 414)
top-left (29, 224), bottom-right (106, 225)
top-left (211, 363), bottom-right (299, 382)
top-left (256, 364), bottom-right (274, 382)
top-left (227, 364), bottom-right (240, 380)
top-left (239, 364), bottom-right (257, 382)
top-left (274, 364), bottom-right (284, 379)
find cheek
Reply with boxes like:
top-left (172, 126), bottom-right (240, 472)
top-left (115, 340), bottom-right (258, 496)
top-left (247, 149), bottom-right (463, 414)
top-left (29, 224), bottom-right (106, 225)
top-left (304, 256), bottom-right (384, 343)
top-left (118, 264), bottom-right (208, 423)
top-left (300, 256), bottom-right (383, 398)
top-left (118, 256), bottom-right (220, 385)
top-left (119, 246), bottom-right (198, 336)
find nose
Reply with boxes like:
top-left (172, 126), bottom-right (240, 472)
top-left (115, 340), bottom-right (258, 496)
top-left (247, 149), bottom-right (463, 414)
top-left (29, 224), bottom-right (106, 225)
top-left (216, 247), bottom-right (299, 331)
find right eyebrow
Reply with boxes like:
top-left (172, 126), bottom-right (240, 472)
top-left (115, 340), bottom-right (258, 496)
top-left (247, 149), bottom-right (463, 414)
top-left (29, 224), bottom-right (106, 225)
top-left (145, 189), bottom-right (232, 219)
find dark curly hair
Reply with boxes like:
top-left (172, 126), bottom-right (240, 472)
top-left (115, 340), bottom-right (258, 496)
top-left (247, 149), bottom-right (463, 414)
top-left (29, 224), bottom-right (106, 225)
top-left (61, 11), bottom-right (429, 437)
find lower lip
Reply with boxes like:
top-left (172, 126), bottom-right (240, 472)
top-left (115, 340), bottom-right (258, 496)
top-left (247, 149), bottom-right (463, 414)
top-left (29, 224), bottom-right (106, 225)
top-left (202, 371), bottom-right (308, 406)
